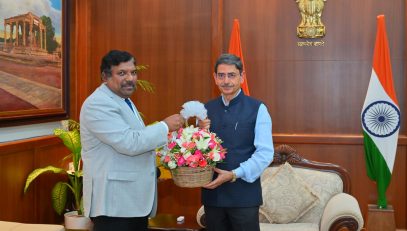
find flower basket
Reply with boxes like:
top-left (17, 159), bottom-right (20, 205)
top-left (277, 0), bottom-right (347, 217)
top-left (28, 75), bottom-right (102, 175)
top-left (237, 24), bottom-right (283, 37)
top-left (171, 166), bottom-right (214, 188)
top-left (156, 101), bottom-right (227, 188)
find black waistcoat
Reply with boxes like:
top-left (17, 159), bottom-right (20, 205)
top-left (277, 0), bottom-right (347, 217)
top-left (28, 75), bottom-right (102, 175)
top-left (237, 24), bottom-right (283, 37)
top-left (202, 91), bottom-right (262, 207)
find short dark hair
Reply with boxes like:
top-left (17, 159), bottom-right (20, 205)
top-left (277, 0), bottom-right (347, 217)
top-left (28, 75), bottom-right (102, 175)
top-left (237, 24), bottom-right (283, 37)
top-left (214, 53), bottom-right (243, 74)
top-left (100, 50), bottom-right (136, 76)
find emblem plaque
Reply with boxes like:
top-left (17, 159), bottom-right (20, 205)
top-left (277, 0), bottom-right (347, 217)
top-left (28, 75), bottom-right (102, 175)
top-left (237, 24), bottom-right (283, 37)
top-left (295, 0), bottom-right (327, 38)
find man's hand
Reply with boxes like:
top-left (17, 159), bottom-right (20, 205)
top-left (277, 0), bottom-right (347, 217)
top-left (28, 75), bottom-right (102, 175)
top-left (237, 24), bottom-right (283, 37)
top-left (202, 168), bottom-right (234, 189)
top-left (163, 114), bottom-right (185, 132)
top-left (198, 118), bottom-right (211, 130)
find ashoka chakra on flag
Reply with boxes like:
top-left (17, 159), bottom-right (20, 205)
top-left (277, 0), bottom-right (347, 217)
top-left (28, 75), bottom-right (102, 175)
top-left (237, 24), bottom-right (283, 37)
top-left (362, 100), bottom-right (400, 138)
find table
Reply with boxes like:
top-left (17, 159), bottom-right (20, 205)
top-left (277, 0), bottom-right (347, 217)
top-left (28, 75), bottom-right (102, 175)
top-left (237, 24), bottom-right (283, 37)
top-left (148, 214), bottom-right (204, 231)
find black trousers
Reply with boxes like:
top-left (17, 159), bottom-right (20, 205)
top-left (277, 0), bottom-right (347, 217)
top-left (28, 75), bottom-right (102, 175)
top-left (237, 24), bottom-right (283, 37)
top-left (91, 215), bottom-right (148, 231)
top-left (204, 206), bottom-right (260, 231)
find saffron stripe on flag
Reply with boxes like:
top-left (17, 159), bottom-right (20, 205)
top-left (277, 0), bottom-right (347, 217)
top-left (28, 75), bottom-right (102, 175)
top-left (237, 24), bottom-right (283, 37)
top-left (228, 19), bottom-right (250, 96)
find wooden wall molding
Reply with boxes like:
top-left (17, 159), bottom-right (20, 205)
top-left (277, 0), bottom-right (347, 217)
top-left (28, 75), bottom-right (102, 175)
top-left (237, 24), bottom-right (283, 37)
top-left (0, 135), bottom-right (59, 155)
top-left (274, 134), bottom-right (407, 145)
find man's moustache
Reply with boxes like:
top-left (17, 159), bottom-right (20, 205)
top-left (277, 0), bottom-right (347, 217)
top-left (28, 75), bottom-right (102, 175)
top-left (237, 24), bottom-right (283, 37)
top-left (122, 82), bottom-right (135, 88)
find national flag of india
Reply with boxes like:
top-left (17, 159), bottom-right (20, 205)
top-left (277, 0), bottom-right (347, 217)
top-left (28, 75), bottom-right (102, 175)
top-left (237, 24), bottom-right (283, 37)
top-left (361, 15), bottom-right (400, 208)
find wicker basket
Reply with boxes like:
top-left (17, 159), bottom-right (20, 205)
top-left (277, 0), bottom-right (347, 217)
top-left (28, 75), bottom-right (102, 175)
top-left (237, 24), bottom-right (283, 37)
top-left (171, 166), bottom-right (214, 188)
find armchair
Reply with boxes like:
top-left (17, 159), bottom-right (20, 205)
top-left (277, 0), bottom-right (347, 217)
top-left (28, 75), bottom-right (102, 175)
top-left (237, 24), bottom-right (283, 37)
top-left (196, 144), bottom-right (364, 231)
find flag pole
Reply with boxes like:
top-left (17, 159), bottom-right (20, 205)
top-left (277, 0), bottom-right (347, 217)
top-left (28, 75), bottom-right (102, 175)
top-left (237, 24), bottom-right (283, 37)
top-left (363, 14), bottom-right (399, 231)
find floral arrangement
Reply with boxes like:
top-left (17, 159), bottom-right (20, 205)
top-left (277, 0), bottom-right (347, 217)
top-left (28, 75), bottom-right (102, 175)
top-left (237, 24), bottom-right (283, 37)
top-left (157, 101), bottom-right (227, 170)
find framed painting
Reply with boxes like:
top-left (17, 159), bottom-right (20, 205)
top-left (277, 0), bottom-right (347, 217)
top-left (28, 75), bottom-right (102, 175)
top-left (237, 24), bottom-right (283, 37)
top-left (0, 0), bottom-right (69, 126)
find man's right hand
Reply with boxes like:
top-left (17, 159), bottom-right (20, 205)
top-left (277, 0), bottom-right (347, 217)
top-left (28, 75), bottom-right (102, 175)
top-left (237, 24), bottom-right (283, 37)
top-left (198, 118), bottom-right (211, 130)
top-left (163, 114), bottom-right (185, 132)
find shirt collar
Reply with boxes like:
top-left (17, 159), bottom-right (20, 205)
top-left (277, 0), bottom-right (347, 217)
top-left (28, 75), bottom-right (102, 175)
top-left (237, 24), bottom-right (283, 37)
top-left (222, 89), bottom-right (242, 106)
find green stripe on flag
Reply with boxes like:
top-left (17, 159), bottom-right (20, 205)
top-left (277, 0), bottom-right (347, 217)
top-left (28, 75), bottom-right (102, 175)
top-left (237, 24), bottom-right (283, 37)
top-left (363, 131), bottom-right (392, 208)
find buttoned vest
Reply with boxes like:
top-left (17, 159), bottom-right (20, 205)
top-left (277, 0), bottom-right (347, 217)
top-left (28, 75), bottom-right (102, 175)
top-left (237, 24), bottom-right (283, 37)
top-left (202, 92), bottom-right (262, 207)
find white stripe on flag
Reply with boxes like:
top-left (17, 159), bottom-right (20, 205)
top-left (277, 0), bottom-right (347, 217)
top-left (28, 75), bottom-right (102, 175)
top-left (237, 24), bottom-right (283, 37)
top-left (362, 69), bottom-right (399, 172)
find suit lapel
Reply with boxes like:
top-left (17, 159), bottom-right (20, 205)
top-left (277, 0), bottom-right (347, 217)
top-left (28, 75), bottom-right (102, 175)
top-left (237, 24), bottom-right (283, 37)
top-left (99, 84), bottom-right (145, 128)
top-left (127, 100), bottom-right (145, 127)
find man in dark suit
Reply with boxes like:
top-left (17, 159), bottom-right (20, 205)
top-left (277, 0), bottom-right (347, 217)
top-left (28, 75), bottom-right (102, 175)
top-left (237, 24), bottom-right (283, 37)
top-left (201, 54), bottom-right (274, 231)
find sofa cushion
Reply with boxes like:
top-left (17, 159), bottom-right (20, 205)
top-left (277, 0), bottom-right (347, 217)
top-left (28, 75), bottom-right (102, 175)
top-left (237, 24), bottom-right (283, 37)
top-left (260, 222), bottom-right (319, 231)
top-left (292, 168), bottom-right (343, 224)
top-left (259, 209), bottom-right (270, 223)
top-left (261, 162), bottom-right (319, 224)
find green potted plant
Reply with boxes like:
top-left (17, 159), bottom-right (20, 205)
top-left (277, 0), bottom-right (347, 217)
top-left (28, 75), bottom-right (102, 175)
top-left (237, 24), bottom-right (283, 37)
top-left (24, 119), bottom-right (83, 216)
top-left (24, 119), bottom-right (92, 230)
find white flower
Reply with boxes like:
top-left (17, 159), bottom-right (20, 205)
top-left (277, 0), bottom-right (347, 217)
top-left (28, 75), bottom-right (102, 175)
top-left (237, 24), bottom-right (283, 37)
top-left (168, 161), bottom-right (177, 169)
top-left (182, 126), bottom-right (196, 138)
top-left (180, 101), bottom-right (207, 120)
top-left (211, 149), bottom-right (221, 162)
top-left (176, 139), bottom-right (187, 153)
top-left (196, 137), bottom-right (209, 150)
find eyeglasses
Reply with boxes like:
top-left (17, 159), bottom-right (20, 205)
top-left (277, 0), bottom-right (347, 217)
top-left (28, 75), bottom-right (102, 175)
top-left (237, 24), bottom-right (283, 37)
top-left (215, 72), bottom-right (240, 80)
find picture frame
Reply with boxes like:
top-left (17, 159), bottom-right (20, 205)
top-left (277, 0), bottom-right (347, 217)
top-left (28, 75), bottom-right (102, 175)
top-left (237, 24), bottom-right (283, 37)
top-left (0, 0), bottom-right (70, 127)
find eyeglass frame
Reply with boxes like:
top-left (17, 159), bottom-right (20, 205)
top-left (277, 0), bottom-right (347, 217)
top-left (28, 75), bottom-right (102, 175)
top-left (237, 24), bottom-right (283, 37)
top-left (214, 71), bottom-right (243, 80)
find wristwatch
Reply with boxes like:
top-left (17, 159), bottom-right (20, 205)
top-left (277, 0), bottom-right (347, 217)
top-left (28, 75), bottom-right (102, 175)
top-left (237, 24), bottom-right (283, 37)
top-left (230, 170), bottom-right (237, 183)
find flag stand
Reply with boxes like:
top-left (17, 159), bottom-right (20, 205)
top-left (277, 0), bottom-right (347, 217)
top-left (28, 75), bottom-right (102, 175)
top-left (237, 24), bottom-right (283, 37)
top-left (366, 204), bottom-right (396, 231)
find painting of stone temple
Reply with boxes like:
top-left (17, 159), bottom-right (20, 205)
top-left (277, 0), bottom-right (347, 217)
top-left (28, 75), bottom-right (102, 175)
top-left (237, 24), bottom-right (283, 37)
top-left (0, 0), bottom-right (63, 113)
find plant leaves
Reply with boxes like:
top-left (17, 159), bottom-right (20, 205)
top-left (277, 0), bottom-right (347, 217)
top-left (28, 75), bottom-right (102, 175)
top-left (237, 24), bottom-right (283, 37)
top-left (136, 64), bottom-right (149, 71)
top-left (137, 79), bottom-right (155, 93)
top-left (24, 166), bottom-right (66, 193)
top-left (54, 129), bottom-right (81, 155)
top-left (52, 182), bottom-right (68, 215)
top-left (54, 128), bottom-right (81, 171)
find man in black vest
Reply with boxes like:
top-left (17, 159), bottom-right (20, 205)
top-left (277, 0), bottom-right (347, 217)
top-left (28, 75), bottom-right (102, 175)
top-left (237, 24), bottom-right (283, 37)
top-left (200, 54), bottom-right (274, 231)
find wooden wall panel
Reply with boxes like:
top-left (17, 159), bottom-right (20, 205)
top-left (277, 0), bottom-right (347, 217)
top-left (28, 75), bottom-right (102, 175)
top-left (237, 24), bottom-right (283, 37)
top-left (157, 180), bottom-right (201, 217)
top-left (224, 0), bottom-right (405, 135)
top-left (89, 0), bottom-right (213, 125)
top-left (0, 150), bottom-right (35, 222)
top-left (0, 137), bottom-right (67, 224)
top-left (34, 144), bottom-right (70, 224)
top-left (70, 0), bottom-right (91, 120)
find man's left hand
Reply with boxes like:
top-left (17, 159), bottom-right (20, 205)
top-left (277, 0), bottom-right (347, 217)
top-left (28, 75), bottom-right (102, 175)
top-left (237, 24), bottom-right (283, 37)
top-left (202, 168), bottom-right (234, 189)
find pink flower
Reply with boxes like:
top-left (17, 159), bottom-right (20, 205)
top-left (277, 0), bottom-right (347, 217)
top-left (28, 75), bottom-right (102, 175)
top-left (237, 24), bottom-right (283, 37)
top-left (208, 139), bottom-right (217, 149)
top-left (181, 142), bottom-right (196, 150)
top-left (198, 159), bottom-right (207, 167)
top-left (187, 155), bottom-right (200, 168)
top-left (219, 151), bottom-right (225, 160)
top-left (187, 142), bottom-right (196, 149)
top-left (194, 150), bottom-right (203, 159)
top-left (164, 155), bottom-right (171, 163)
top-left (192, 131), bottom-right (201, 139)
top-left (208, 151), bottom-right (215, 160)
top-left (176, 128), bottom-right (183, 139)
top-left (177, 156), bottom-right (186, 166)
top-left (168, 141), bottom-right (177, 149)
